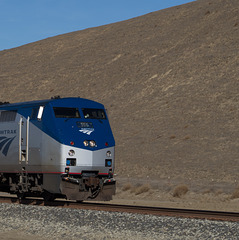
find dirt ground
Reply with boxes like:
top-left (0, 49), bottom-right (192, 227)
top-left (112, 190), bottom-right (239, 213)
top-left (0, 232), bottom-right (46, 240)
top-left (111, 177), bottom-right (239, 212)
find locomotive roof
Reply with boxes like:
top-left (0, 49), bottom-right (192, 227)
top-left (0, 97), bottom-right (103, 110)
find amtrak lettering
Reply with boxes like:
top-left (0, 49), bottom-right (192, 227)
top-left (0, 129), bottom-right (17, 135)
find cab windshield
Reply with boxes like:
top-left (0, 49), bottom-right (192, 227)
top-left (53, 107), bottom-right (81, 118)
top-left (82, 108), bottom-right (106, 119)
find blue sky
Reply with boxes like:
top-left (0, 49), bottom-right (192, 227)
top-left (0, 0), bottom-right (194, 51)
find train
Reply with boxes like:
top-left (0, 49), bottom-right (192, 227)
top-left (0, 97), bottom-right (116, 201)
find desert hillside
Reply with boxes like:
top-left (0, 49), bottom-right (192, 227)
top-left (0, 0), bottom-right (239, 190)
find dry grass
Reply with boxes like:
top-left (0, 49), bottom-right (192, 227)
top-left (121, 183), bottom-right (151, 195)
top-left (122, 183), bottom-right (133, 191)
top-left (230, 186), bottom-right (239, 199)
top-left (202, 189), bottom-right (211, 194)
top-left (172, 185), bottom-right (189, 198)
top-left (134, 184), bottom-right (151, 195)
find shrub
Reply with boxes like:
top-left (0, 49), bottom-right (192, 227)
top-left (134, 184), bottom-right (151, 195)
top-left (231, 186), bottom-right (239, 199)
top-left (172, 185), bottom-right (189, 198)
top-left (122, 183), bottom-right (133, 191)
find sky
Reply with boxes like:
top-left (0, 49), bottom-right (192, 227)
top-left (0, 0), bottom-right (194, 51)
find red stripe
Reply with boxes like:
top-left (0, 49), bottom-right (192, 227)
top-left (0, 171), bottom-right (65, 174)
top-left (0, 171), bottom-right (109, 175)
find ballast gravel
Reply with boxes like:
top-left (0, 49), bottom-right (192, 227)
top-left (0, 203), bottom-right (238, 240)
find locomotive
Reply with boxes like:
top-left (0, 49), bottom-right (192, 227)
top-left (0, 97), bottom-right (116, 201)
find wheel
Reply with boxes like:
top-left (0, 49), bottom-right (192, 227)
top-left (42, 191), bottom-right (55, 202)
top-left (17, 192), bottom-right (26, 200)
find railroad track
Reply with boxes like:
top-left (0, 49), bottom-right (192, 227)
top-left (0, 195), bottom-right (238, 222)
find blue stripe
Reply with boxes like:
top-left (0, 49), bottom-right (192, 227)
top-left (2, 137), bottom-right (15, 156)
top-left (0, 138), bottom-right (10, 151)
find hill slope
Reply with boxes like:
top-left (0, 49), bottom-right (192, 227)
top-left (0, 0), bottom-right (239, 187)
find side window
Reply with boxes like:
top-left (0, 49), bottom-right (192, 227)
top-left (31, 108), bottom-right (39, 120)
top-left (30, 106), bottom-right (44, 120)
top-left (0, 111), bottom-right (17, 122)
top-left (30, 106), bottom-right (44, 121)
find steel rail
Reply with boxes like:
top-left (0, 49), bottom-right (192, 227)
top-left (0, 195), bottom-right (238, 222)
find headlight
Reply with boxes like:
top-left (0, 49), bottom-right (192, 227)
top-left (89, 140), bottom-right (96, 147)
top-left (68, 150), bottom-right (75, 156)
top-left (83, 140), bottom-right (89, 146)
top-left (106, 151), bottom-right (111, 157)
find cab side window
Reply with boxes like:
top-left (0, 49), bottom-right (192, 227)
top-left (31, 108), bottom-right (39, 120)
top-left (30, 106), bottom-right (44, 121)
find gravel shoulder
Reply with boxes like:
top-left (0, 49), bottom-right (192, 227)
top-left (0, 203), bottom-right (239, 240)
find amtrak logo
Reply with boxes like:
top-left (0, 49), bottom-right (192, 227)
top-left (79, 128), bottom-right (94, 135)
top-left (0, 136), bottom-right (16, 156)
